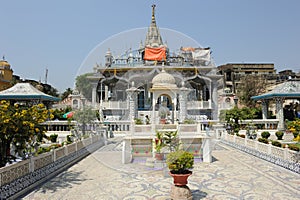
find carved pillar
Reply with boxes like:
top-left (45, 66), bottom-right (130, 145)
top-left (173, 96), bottom-right (177, 123)
top-left (275, 97), bottom-right (284, 130)
top-left (261, 99), bottom-right (268, 119)
top-left (91, 82), bottom-right (98, 108)
top-left (179, 87), bottom-right (190, 123)
top-left (105, 85), bottom-right (108, 101)
top-left (151, 94), bottom-right (156, 129)
top-left (211, 79), bottom-right (219, 120)
top-left (126, 86), bottom-right (140, 123)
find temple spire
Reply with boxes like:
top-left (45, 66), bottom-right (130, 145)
top-left (145, 4), bottom-right (164, 48)
top-left (151, 4), bottom-right (156, 22)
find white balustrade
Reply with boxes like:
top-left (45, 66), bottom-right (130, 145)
top-left (221, 132), bottom-right (299, 164)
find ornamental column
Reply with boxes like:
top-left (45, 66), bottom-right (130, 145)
top-left (178, 87), bottom-right (190, 123)
top-left (126, 83), bottom-right (140, 128)
top-left (211, 79), bottom-right (219, 120)
top-left (91, 82), bottom-right (98, 108)
top-left (261, 99), bottom-right (268, 119)
top-left (151, 93), bottom-right (156, 129)
top-left (275, 97), bottom-right (284, 130)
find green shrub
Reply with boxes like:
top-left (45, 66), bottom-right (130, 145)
top-left (292, 132), bottom-right (299, 139)
top-left (275, 131), bottom-right (284, 140)
top-left (258, 138), bottom-right (269, 144)
top-left (37, 147), bottom-right (51, 154)
top-left (37, 143), bottom-right (62, 154)
top-left (50, 143), bottom-right (62, 149)
top-left (49, 134), bottom-right (58, 143)
top-left (183, 118), bottom-right (195, 124)
top-left (288, 144), bottom-right (300, 151)
top-left (166, 150), bottom-right (194, 174)
top-left (67, 135), bottom-right (73, 143)
top-left (271, 141), bottom-right (282, 147)
top-left (134, 118), bottom-right (143, 125)
top-left (261, 131), bottom-right (270, 139)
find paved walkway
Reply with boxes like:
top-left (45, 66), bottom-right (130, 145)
top-left (22, 137), bottom-right (300, 200)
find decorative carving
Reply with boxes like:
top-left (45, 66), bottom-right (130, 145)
top-left (0, 138), bottom-right (104, 199)
top-left (221, 140), bottom-right (300, 174)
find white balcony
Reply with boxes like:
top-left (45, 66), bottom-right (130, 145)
top-left (101, 101), bottom-right (128, 109)
top-left (187, 100), bottom-right (211, 109)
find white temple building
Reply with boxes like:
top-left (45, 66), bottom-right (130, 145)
top-left (74, 5), bottom-right (222, 163)
top-left (84, 5), bottom-right (223, 123)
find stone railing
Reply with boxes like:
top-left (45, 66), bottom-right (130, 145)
top-left (0, 134), bottom-right (105, 199)
top-left (101, 101), bottom-right (128, 109)
top-left (187, 100), bottom-right (211, 109)
top-left (239, 119), bottom-right (279, 129)
top-left (221, 133), bottom-right (300, 174)
top-left (104, 121), bottom-right (131, 137)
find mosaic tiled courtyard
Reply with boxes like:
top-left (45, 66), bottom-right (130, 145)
top-left (22, 136), bottom-right (300, 200)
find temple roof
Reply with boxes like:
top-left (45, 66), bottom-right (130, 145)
top-left (144, 5), bottom-right (164, 48)
top-left (252, 80), bottom-right (300, 100)
top-left (0, 83), bottom-right (60, 101)
top-left (151, 69), bottom-right (178, 90)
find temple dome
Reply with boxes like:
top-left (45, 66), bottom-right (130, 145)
top-left (0, 60), bottom-right (11, 68)
top-left (152, 69), bottom-right (176, 85)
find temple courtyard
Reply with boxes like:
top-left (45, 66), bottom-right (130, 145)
top-left (21, 136), bottom-right (300, 200)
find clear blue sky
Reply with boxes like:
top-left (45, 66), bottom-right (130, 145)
top-left (1, 0), bottom-right (299, 92)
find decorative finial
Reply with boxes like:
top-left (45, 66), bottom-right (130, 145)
top-left (152, 4), bottom-right (156, 21)
top-left (2, 55), bottom-right (5, 60)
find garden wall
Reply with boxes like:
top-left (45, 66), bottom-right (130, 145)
top-left (0, 134), bottom-right (105, 199)
top-left (221, 133), bottom-right (300, 174)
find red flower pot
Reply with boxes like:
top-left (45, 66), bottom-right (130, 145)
top-left (155, 153), bottom-right (164, 160)
top-left (169, 171), bottom-right (192, 186)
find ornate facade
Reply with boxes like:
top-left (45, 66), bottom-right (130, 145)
top-left (87, 5), bottom-right (223, 122)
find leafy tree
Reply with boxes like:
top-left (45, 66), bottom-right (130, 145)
top-left (0, 101), bottom-right (53, 167)
top-left (61, 88), bottom-right (73, 100)
top-left (43, 85), bottom-right (59, 97)
top-left (237, 75), bottom-right (267, 108)
top-left (223, 107), bottom-right (257, 133)
top-left (75, 73), bottom-right (94, 100)
top-left (73, 106), bottom-right (97, 135)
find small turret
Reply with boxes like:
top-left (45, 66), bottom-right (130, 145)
top-left (105, 48), bottom-right (113, 67)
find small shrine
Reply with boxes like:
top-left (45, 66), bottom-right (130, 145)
top-left (252, 80), bottom-right (300, 130)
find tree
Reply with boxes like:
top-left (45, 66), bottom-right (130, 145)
top-left (73, 106), bottom-right (97, 135)
top-left (61, 88), bottom-right (73, 100)
top-left (75, 73), bottom-right (93, 100)
top-left (223, 107), bottom-right (257, 133)
top-left (237, 75), bottom-right (267, 108)
top-left (0, 101), bottom-right (53, 167)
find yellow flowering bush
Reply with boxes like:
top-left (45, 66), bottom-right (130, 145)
top-left (0, 100), bottom-right (53, 167)
top-left (287, 118), bottom-right (300, 139)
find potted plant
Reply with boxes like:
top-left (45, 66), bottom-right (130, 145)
top-left (164, 130), bottom-right (179, 152)
top-left (275, 131), bottom-right (284, 140)
top-left (49, 134), bottom-right (58, 143)
top-left (134, 118), bottom-right (143, 125)
top-left (155, 131), bottom-right (165, 160)
top-left (261, 131), bottom-right (270, 139)
top-left (166, 150), bottom-right (194, 186)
